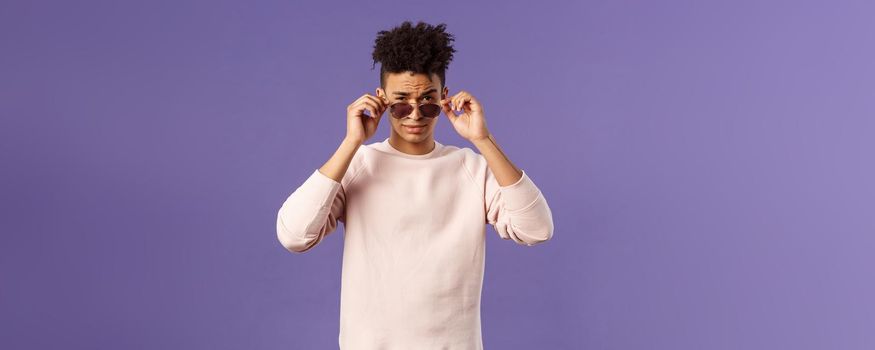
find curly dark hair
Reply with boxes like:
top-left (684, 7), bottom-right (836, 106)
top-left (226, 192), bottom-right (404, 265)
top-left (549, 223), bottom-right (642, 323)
top-left (371, 20), bottom-right (456, 90)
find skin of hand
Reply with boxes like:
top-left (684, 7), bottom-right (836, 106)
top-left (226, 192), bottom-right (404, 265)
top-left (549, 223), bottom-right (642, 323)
top-left (346, 93), bottom-right (388, 145)
top-left (440, 90), bottom-right (490, 142)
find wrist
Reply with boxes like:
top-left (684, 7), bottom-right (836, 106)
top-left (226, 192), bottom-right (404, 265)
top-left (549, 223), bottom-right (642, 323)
top-left (469, 133), bottom-right (493, 146)
top-left (342, 136), bottom-right (363, 147)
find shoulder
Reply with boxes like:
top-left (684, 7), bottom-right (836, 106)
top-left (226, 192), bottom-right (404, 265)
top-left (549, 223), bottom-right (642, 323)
top-left (449, 145), bottom-right (490, 187)
top-left (340, 144), bottom-right (372, 187)
top-left (455, 145), bottom-right (486, 171)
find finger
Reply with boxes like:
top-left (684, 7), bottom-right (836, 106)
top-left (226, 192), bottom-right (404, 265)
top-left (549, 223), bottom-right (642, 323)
top-left (366, 100), bottom-right (383, 118)
top-left (455, 95), bottom-right (468, 112)
top-left (462, 95), bottom-right (472, 111)
top-left (363, 94), bottom-right (387, 111)
top-left (440, 98), bottom-right (457, 122)
top-left (468, 96), bottom-right (483, 112)
top-left (441, 98), bottom-right (456, 113)
top-left (358, 100), bottom-right (378, 119)
top-left (371, 103), bottom-right (384, 123)
top-left (441, 97), bottom-right (452, 111)
top-left (459, 92), bottom-right (477, 112)
top-left (365, 105), bottom-right (377, 119)
top-left (366, 104), bottom-right (380, 119)
top-left (356, 94), bottom-right (373, 104)
top-left (455, 92), bottom-right (469, 112)
top-left (453, 91), bottom-right (466, 105)
top-left (350, 94), bottom-right (371, 110)
top-left (362, 98), bottom-right (380, 112)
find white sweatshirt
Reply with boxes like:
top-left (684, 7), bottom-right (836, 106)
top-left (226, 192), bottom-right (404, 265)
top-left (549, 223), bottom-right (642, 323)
top-left (277, 137), bottom-right (554, 349)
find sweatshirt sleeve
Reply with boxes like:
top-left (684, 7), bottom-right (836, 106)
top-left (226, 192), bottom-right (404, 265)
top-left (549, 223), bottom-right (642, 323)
top-left (276, 168), bottom-right (349, 253)
top-left (485, 169), bottom-right (555, 246)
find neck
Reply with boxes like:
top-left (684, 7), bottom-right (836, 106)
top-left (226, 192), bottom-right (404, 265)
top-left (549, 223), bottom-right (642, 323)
top-left (388, 132), bottom-right (435, 155)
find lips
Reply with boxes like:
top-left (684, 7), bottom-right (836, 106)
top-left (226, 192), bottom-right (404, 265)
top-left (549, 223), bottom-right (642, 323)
top-left (403, 125), bottom-right (426, 133)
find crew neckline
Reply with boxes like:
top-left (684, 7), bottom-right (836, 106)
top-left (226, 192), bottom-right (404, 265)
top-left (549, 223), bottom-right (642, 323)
top-left (377, 137), bottom-right (443, 159)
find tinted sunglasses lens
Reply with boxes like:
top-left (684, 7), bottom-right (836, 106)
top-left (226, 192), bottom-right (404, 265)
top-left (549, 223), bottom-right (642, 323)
top-left (420, 104), bottom-right (441, 118)
top-left (390, 104), bottom-right (413, 118)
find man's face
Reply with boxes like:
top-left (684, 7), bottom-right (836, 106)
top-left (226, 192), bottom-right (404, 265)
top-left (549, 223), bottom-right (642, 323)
top-left (376, 71), bottom-right (448, 144)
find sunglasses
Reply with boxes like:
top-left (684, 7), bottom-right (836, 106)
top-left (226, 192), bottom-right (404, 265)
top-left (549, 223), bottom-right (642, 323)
top-left (385, 101), bottom-right (442, 119)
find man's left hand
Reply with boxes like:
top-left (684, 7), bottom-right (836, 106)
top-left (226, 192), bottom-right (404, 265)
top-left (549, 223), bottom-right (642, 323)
top-left (441, 90), bottom-right (490, 142)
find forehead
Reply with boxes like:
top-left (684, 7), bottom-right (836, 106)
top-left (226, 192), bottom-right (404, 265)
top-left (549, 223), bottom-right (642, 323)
top-left (385, 71), bottom-right (441, 95)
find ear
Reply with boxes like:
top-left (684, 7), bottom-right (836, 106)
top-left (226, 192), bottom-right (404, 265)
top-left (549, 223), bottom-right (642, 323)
top-left (376, 87), bottom-right (383, 99)
top-left (442, 86), bottom-right (449, 99)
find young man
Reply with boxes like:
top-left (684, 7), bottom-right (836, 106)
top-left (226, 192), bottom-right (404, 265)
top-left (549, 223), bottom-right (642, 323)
top-left (276, 21), bottom-right (554, 349)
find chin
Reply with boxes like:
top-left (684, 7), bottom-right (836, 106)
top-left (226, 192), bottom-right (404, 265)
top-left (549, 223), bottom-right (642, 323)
top-left (401, 132), bottom-right (429, 142)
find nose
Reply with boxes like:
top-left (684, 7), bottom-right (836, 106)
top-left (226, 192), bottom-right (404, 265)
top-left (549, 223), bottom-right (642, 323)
top-left (407, 105), bottom-right (422, 120)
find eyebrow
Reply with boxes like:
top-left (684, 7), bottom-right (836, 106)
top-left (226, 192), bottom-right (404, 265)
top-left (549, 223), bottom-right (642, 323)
top-left (392, 88), bottom-right (438, 98)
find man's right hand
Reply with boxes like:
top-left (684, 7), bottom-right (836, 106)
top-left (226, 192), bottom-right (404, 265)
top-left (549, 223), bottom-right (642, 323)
top-left (346, 93), bottom-right (387, 145)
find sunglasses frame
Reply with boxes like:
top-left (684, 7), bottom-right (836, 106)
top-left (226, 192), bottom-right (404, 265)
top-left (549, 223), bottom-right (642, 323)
top-left (383, 98), bottom-right (443, 119)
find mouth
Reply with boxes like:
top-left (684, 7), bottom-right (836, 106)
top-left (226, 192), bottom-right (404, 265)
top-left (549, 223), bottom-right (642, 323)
top-left (403, 125), bottom-right (427, 134)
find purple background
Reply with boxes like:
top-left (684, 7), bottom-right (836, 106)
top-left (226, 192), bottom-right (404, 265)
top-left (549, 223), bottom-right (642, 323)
top-left (2, 1), bottom-right (874, 349)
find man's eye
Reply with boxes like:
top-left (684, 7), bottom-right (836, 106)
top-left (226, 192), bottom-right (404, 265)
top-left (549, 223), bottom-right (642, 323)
top-left (423, 96), bottom-right (432, 101)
